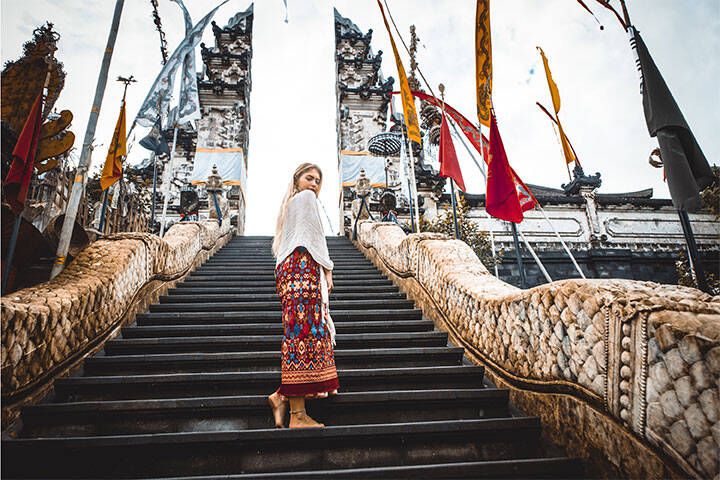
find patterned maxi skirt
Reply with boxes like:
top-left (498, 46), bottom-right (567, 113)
top-left (275, 246), bottom-right (339, 397)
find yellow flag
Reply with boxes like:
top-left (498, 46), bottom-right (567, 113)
top-left (100, 103), bottom-right (126, 190)
top-left (537, 47), bottom-right (576, 165)
top-left (377, 0), bottom-right (421, 145)
top-left (475, 0), bottom-right (492, 127)
top-left (537, 47), bottom-right (561, 115)
top-left (556, 121), bottom-right (577, 165)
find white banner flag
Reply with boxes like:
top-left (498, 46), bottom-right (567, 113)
top-left (134, 0), bottom-right (228, 128)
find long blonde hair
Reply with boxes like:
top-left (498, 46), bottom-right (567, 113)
top-left (272, 163), bottom-right (323, 257)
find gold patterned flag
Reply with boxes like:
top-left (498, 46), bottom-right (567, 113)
top-left (377, 0), bottom-right (421, 145)
top-left (537, 47), bottom-right (576, 165)
top-left (100, 103), bottom-right (126, 190)
top-left (475, 0), bottom-right (492, 127)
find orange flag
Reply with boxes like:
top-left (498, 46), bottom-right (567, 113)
top-left (100, 102), bottom-right (126, 190)
top-left (537, 47), bottom-right (577, 165)
top-left (377, 0), bottom-right (421, 145)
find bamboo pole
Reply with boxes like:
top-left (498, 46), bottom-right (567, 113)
top-left (51, 0), bottom-right (125, 278)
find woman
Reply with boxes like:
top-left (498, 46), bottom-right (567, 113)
top-left (268, 162), bottom-right (339, 429)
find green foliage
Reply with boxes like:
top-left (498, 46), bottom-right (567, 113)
top-left (418, 193), bottom-right (503, 271)
top-left (675, 164), bottom-right (719, 293)
top-left (700, 164), bottom-right (719, 219)
top-left (675, 251), bottom-right (720, 295)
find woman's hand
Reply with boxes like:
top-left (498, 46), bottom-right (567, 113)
top-left (325, 269), bottom-right (334, 293)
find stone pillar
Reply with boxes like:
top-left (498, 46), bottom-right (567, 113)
top-left (334, 8), bottom-right (393, 234)
top-left (580, 186), bottom-right (607, 243)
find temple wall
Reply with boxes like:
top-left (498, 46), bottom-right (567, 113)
top-left (353, 219), bottom-right (720, 479)
top-left (462, 203), bottom-right (720, 250)
top-left (1, 218), bottom-right (234, 427)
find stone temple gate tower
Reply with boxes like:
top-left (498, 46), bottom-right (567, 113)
top-left (333, 9), bottom-right (395, 231)
top-left (161, 5), bottom-right (253, 235)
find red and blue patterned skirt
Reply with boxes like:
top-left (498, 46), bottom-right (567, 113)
top-left (275, 246), bottom-right (339, 397)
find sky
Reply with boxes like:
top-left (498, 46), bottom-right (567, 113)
top-left (2, 0), bottom-right (718, 235)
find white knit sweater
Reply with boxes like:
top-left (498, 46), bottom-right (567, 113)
top-left (274, 189), bottom-right (334, 272)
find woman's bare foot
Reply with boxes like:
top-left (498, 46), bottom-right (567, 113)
top-left (268, 392), bottom-right (288, 428)
top-left (289, 410), bottom-right (324, 428)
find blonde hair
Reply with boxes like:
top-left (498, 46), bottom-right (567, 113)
top-left (272, 163), bottom-right (323, 257)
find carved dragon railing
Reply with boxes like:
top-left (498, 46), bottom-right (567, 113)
top-left (354, 220), bottom-right (719, 479)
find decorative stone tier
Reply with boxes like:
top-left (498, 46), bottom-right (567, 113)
top-left (354, 220), bottom-right (720, 479)
top-left (1, 219), bottom-right (234, 427)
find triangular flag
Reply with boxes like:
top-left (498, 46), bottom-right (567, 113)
top-left (100, 103), bottom-right (126, 190)
top-left (486, 113), bottom-right (523, 223)
top-left (3, 91), bottom-right (44, 215)
top-left (439, 112), bottom-right (466, 192)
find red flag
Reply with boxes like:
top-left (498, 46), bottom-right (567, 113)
top-left (3, 92), bottom-right (44, 215)
top-left (439, 112), bottom-right (466, 192)
top-left (486, 113), bottom-right (523, 223)
top-left (391, 90), bottom-right (538, 212)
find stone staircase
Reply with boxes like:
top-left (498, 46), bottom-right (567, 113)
top-left (2, 236), bottom-right (583, 478)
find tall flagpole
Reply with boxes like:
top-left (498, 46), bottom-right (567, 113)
top-left (99, 75), bottom-right (134, 234)
top-left (620, 2), bottom-right (709, 293)
top-left (150, 151), bottom-right (157, 231)
top-left (159, 125), bottom-right (178, 236)
top-left (438, 83), bottom-right (460, 239)
top-left (406, 136), bottom-right (421, 233)
top-left (2, 67), bottom-right (52, 295)
top-left (51, 0), bottom-right (125, 279)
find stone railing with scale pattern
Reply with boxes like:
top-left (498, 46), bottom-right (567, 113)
top-left (1, 219), bottom-right (233, 425)
top-left (355, 220), bottom-right (719, 479)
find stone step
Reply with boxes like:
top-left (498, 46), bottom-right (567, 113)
top-left (136, 309), bottom-right (423, 325)
top-left (176, 278), bottom-right (395, 288)
top-left (83, 347), bottom-right (467, 375)
top-left (209, 250), bottom-right (369, 264)
top-left (214, 247), bottom-right (359, 254)
top-left (54, 365), bottom-right (485, 401)
top-left (160, 458), bottom-right (583, 479)
top-left (222, 241), bottom-right (357, 251)
top-left (194, 260), bottom-right (378, 275)
top-left (2, 418), bottom-right (541, 478)
top-left (167, 282), bottom-right (399, 298)
top-left (104, 331), bottom-right (449, 355)
top-left (121, 320), bottom-right (434, 338)
top-left (167, 285), bottom-right (401, 295)
top-left (20, 389), bottom-right (510, 437)
top-left (184, 273), bottom-right (387, 281)
top-left (159, 292), bottom-right (407, 302)
top-left (148, 299), bottom-right (415, 313)
top-left (207, 255), bottom-right (366, 262)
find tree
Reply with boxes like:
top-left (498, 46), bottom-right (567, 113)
top-left (418, 193), bottom-right (503, 271)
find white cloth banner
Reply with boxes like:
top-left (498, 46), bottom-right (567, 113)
top-left (190, 148), bottom-right (246, 187)
top-left (133, 0), bottom-right (228, 128)
top-left (340, 152), bottom-right (386, 187)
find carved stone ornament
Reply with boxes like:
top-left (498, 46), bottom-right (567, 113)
top-left (355, 169), bottom-right (371, 197)
top-left (206, 164), bottom-right (223, 192)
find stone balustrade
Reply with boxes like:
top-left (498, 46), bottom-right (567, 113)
top-left (1, 219), bottom-right (233, 426)
top-left (355, 220), bottom-right (720, 479)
